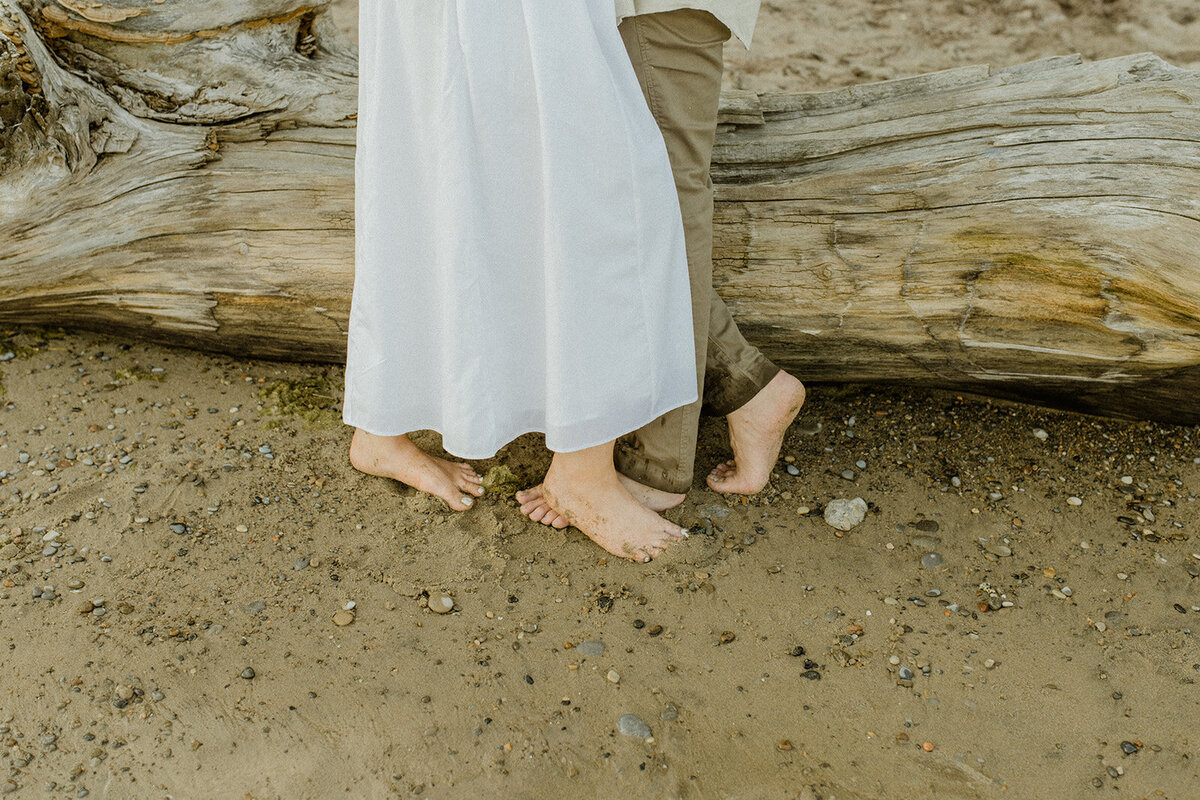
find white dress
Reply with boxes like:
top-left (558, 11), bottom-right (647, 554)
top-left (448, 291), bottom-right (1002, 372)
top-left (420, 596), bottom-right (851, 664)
top-left (343, 0), bottom-right (697, 460)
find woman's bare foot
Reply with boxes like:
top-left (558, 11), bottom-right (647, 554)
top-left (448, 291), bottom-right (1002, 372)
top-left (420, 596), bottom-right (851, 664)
top-left (516, 474), bottom-right (685, 528)
top-left (707, 371), bottom-right (806, 495)
top-left (349, 428), bottom-right (484, 511)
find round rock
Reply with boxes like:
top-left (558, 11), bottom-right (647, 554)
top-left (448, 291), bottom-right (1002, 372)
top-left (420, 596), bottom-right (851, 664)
top-left (824, 497), bottom-right (868, 532)
top-left (920, 552), bottom-right (944, 568)
top-left (428, 595), bottom-right (455, 614)
top-left (333, 611), bottom-right (355, 627)
top-left (617, 714), bottom-right (652, 740)
top-left (576, 640), bottom-right (606, 657)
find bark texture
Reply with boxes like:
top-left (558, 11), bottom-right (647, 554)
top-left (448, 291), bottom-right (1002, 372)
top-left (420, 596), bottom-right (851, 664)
top-left (1, 1), bottom-right (1198, 422)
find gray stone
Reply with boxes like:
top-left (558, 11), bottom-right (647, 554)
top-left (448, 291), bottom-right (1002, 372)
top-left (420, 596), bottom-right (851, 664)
top-left (699, 505), bottom-right (730, 520)
top-left (576, 641), bottom-right (605, 657)
top-left (920, 552), bottom-right (944, 568)
top-left (981, 540), bottom-right (1013, 557)
top-left (661, 703), bottom-right (679, 722)
top-left (617, 714), bottom-right (652, 740)
top-left (824, 498), bottom-right (867, 531)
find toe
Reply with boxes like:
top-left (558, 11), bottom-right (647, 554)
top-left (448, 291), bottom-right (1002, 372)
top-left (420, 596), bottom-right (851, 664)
top-left (456, 474), bottom-right (485, 495)
top-left (515, 485), bottom-right (543, 504)
top-left (445, 492), bottom-right (474, 512)
top-left (527, 504), bottom-right (549, 523)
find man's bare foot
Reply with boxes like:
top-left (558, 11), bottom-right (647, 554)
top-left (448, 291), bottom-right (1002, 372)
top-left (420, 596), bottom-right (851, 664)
top-left (516, 474), bottom-right (684, 527)
top-left (539, 466), bottom-right (687, 563)
top-left (349, 428), bottom-right (484, 511)
top-left (707, 371), bottom-right (806, 495)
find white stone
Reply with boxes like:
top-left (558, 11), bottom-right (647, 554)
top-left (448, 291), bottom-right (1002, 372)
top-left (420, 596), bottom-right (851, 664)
top-left (824, 497), bottom-right (868, 532)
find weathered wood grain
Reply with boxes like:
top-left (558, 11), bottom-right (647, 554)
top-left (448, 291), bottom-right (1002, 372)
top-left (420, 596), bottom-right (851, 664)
top-left (1, 1), bottom-right (1197, 422)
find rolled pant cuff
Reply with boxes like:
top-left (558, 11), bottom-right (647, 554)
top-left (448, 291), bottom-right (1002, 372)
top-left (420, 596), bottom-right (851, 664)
top-left (614, 442), bottom-right (694, 494)
top-left (704, 356), bottom-right (782, 417)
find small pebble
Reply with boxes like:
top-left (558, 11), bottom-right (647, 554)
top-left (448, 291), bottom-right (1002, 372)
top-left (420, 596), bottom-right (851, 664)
top-left (241, 668), bottom-right (256, 680)
top-left (982, 541), bottom-right (1012, 557)
top-left (616, 714), bottom-right (651, 739)
top-left (576, 641), bottom-right (605, 657)
top-left (920, 552), bottom-right (943, 568)
top-left (786, 464), bottom-right (800, 476)
top-left (1120, 741), bottom-right (1140, 755)
top-left (429, 595), bottom-right (455, 614)
top-left (1067, 496), bottom-right (1082, 506)
top-left (824, 497), bottom-right (867, 532)
top-left (606, 670), bottom-right (621, 684)
top-left (1032, 428), bottom-right (1048, 441)
top-left (332, 611), bottom-right (354, 627)
top-left (661, 703), bottom-right (679, 722)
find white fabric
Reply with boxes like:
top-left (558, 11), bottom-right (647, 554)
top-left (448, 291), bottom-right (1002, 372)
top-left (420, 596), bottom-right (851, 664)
top-left (343, 0), bottom-right (698, 460)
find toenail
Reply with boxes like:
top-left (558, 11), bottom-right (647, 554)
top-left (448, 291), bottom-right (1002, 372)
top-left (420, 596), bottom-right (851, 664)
top-left (680, 527), bottom-right (689, 538)
top-left (476, 487), bottom-right (484, 495)
top-left (461, 496), bottom-right (473, 507)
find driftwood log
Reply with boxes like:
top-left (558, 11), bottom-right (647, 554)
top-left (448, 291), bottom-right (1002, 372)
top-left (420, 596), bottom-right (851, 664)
top-left (1, 1), bottom-right (1198, 423)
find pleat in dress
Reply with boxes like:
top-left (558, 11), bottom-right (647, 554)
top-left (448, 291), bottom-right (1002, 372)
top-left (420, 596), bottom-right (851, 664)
top-left (343, 0), bottom-right (697, 459)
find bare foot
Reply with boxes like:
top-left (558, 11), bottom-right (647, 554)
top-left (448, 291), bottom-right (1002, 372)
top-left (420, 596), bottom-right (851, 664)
top-left (349, 428), bottom-right (484, 511)
top-left (538, 468), bottom-right (687, 563)
top-left (707, 371), bottom-right (806, 495)
top-left (516, 474), bottom-right (684, 527)
top-left (514, 484), bottom-right (570, 529)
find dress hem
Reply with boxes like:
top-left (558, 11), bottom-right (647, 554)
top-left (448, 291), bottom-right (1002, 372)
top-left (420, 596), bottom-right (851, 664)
top-left (343, 389), bottom-right (698, 462)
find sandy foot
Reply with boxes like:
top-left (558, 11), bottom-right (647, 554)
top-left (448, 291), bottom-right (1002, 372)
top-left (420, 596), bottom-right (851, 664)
top-left (535, 467), bottom-right (687, 563)
top-left (516, 474), bottom-right (685, 529)
top-left (707, 371), bottom-right (807, 494)
top-left (349, 429), bottom-right (483, 511)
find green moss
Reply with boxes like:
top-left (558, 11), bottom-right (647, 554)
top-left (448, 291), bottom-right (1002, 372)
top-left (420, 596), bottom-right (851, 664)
top-left (113, 365), bottom-right (164, 383)
top-left (257, 374), bottom-right (341, 428)
top-left (482, 464), bottom-right (523, 499)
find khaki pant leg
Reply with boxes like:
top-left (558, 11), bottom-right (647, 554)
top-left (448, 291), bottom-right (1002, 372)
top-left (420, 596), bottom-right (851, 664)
top-left (615, 9), bottom-right (779, 493)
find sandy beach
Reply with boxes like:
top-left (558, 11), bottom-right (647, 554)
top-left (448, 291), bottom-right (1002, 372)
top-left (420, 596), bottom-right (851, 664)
top-left (1, 2), bottom-right (1197, 798)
